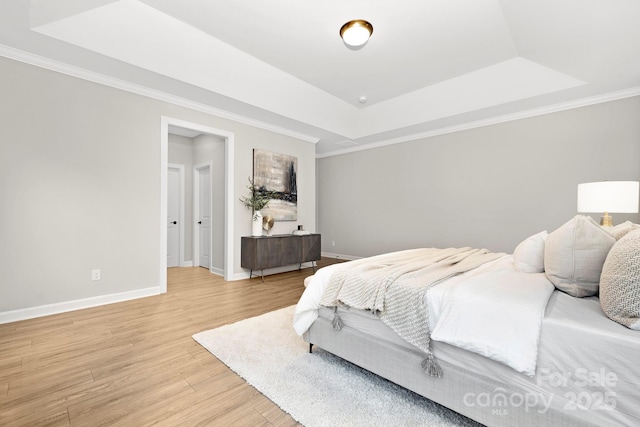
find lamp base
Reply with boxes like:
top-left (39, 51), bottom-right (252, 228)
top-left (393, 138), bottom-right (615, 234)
top-left (600, 212), bottom-right (613, 227)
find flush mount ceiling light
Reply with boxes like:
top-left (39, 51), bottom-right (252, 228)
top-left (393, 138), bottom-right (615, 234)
top-left (340, 20), bottom-right (373, 47)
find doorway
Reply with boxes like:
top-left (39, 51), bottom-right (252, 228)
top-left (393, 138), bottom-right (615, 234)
top-left (160, 116), bottom-right (235, 293)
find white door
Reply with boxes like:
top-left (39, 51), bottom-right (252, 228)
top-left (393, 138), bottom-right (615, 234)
top-left (167, 166), bottom-right (181, 268)
top-left (198, 167), bottom-right (212, 268)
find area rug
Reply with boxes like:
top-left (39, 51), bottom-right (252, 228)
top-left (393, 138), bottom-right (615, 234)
top-left (193, 305), bottom-right (481, 427)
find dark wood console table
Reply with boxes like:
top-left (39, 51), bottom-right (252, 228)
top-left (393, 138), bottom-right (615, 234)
top-left (241, 234), bottom-right (321, 281)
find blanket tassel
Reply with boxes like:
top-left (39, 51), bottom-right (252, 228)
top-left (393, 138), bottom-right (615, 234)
top-left (331, 307), bottom-right (344, 331)
top-left (421, 352), bottom-right (443, 378)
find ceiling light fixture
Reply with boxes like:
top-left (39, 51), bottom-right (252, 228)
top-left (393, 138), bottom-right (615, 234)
top-left (340, 20), bottom-right (373, 47)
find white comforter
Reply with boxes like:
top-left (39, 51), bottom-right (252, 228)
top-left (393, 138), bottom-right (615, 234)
top-left (293, 255), bottom-right (555, 376)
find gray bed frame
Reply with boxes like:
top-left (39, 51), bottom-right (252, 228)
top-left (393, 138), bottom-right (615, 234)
top-left (304, 314), bottom-right (599, 427)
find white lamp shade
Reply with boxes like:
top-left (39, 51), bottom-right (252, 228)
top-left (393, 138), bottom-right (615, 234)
top-left (577, 181), bottom-right (640, 213)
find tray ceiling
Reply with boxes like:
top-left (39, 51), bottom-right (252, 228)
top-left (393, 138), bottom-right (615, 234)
top-left (2, 0), bottom-right (640, 155)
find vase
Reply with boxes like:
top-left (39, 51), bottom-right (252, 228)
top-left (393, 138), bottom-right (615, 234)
top-left (252, 211), bottom-right (263, 236)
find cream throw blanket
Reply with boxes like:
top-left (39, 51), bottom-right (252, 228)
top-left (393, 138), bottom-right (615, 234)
top-left (319, 247), bottom-right (505, 377)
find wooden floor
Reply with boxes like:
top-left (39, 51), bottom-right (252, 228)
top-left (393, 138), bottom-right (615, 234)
top-left (0, 259), bottom-right (342, 426)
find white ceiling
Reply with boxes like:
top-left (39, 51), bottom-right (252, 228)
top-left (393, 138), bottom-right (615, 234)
top-left (2, 0), bottom-right (640, 156)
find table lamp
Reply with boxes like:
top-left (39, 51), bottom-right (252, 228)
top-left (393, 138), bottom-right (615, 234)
top-left (577, 181), bottom-right (639, 227)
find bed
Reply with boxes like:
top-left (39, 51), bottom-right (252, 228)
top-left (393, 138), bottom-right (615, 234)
top-left (293, 216), bottom-right (640, 427)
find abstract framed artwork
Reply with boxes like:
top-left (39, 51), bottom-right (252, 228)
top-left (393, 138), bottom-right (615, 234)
top-left (253, 149), bottom-right (298, 221)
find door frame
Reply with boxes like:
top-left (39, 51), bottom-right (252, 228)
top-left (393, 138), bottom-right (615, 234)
top-left (160, 116), bottom-right (235, 292)
top-left (193, 161), bottom-right (213, 272)
top-left (167, 163), bottom-right (185, 267)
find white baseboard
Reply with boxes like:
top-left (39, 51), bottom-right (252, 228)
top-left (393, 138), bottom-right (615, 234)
top-left (321, 252), bottom-right (361, 261)
top-left (232, 263), bottom-right (318, 281)
top-left (209, 267), bottom-right (224, 276)
top-left (0, 287), bottom-right (162, 325)
top-left (183, 260), bottom-right (194, 267)
top-left (230, 256), bottom-right (359, 281)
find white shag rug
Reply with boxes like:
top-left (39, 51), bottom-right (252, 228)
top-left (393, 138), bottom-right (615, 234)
top-left (193, 305), bottom-right (482, 427)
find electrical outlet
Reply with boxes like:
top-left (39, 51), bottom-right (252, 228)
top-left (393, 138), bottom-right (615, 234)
top-left (332, 241), bottom-right (336, 246)
top-left (92, 269), bottom-right (101, 281)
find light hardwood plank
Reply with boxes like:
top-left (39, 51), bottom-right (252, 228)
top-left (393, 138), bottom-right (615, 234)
top-left (0, 258), bottom-right (343, 426)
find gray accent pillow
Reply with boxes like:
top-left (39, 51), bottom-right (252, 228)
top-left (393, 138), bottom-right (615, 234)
top-left (608, 221), bottom-right (640, 240)
top-left (544, 215), bottom-right (615, 297)
top-left (600, 229), bottom-right (640, 330)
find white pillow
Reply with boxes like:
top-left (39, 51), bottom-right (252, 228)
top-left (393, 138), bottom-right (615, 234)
top-left (513, 231), bottom-right (547, 273)
top-left (544, 215), bottom-right (615, 297)
top-left (600, 229), bottom-right (640, 330)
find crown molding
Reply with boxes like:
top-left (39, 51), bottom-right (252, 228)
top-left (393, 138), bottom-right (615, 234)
top-left (317, 86), bottom-right (640, 158)
top-left (0, 44), bottom-right (319, 144)
top-left (3, 43), bottom-right (638, 157)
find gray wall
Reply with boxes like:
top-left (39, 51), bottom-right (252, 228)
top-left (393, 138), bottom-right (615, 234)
top-left (0, 56), bottom-right (316, 315)
top-left (318, 96), bottom-right (640, 258)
